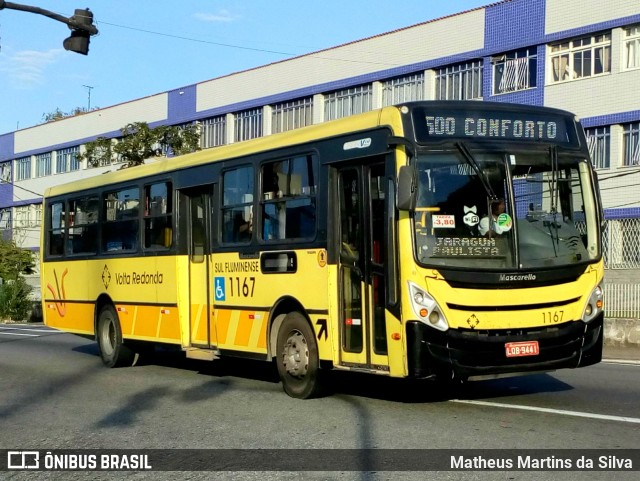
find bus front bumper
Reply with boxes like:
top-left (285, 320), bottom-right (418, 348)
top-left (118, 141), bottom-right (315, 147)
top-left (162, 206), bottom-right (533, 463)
top-left (406, 314), bottom-right (603, 381)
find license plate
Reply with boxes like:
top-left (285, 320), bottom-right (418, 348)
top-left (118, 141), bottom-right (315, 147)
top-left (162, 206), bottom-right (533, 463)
top-left (505, 341), bottom-right (539, 358)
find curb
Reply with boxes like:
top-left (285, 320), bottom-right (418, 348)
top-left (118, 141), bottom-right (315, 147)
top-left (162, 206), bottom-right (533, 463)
top-left (603, 318), bottom-right (640, 348)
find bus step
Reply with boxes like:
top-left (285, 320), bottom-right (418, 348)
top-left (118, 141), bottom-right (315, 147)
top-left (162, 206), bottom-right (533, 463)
top-left (185, 348), bottom-right (221, 361)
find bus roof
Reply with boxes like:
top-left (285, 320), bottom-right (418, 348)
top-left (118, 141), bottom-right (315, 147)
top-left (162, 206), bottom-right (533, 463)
top-left (44, 106), bottom-right (397, 199)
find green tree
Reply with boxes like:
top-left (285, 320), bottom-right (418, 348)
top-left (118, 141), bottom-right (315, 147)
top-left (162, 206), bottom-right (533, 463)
top-left (41, 106), bottom-right (99, 123)
top-left (41, 107), bottom-right (66, 123)
top-left (0, 239), bottom-right (35, 321)
top-left (77, 122), bottom-right (200, 168)
top-left (0, 238), bottom-right (35, 281)
top-left (0, 278), bottom-right (33, 321)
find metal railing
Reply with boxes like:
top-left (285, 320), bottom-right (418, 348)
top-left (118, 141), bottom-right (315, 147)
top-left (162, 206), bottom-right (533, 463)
top-left (602, 218), bottom-right (640, 270)
top-left (604, 283), bottom-right (640, 319)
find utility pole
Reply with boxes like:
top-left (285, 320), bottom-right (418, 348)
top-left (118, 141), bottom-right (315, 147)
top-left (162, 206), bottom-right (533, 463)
top-left (0, 1), bottom-right (98, 55)
top-left (83, 85), bottom-right (94, 111)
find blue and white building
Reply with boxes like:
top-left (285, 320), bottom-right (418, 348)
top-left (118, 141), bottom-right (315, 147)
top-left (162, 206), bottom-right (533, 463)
top-left (1, 0), bottom-right (639, 311)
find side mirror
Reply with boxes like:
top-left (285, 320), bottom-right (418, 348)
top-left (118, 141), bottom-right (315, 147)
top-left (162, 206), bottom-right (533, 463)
top-left (397, 165), bottom-right (416, 211)
top-left (593, 170), bottom-right (605, 228)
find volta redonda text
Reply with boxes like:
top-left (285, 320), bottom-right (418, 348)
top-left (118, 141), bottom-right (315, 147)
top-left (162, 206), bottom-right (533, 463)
top-left (115, 271), bottom-right (164, 285)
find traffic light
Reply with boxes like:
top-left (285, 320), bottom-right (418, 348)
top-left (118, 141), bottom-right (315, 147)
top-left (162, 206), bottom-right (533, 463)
top-left (63, 8), bottom-right (95, 55)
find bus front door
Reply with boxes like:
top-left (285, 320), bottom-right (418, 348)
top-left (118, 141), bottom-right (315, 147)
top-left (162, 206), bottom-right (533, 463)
top-left (186, 188), bottom-right (216, 348)
top-left (336, 162), bottom-right (389, 372)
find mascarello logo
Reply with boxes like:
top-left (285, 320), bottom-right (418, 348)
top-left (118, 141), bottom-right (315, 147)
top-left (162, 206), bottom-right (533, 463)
top-left (499, 273), bottom-right (536, 282)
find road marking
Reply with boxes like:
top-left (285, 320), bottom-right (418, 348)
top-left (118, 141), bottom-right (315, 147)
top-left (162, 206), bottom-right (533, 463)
top-left (0, 326), bottom-right (59, 333)
top-left (451, 399), bottom-right (640, 425)
top-left (0, 332), bottom-right (40, 337)
top-left (603, 359), bottom-right (640, 366)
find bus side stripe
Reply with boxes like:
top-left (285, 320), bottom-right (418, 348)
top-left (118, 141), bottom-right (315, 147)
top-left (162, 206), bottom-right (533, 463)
top-left (235, 311), bottom-right (252, 347)
top-left (249, 314), bottom-right (264, 348)
top-left (257, 315), bottom-right (268, 349)
top-left (226, 311), bottom-right (240, 346)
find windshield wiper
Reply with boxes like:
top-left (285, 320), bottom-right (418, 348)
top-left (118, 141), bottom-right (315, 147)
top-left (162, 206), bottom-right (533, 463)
top-left (547, 145), bottom-right (561, 256)
top-left (549, 146), bottom-right (559, 214)
top-left (455, 142), bottom-right (498, 201)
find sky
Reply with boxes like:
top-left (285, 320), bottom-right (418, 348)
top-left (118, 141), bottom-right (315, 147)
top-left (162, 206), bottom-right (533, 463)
top-left (0, 0), bottom-right (491, 135)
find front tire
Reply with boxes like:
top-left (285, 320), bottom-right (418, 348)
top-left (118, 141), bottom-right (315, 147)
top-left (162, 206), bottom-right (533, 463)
top-left (97, 304), bottom-right (136, 368)
top-left (276, 312), bottom-right (324, 399)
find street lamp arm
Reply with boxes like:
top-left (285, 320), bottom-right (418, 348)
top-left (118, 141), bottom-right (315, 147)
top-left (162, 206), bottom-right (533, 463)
top-left (0, 1), bottom-right (98, 35)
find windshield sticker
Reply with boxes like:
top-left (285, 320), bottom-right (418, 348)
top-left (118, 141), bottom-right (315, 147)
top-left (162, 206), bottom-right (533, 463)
top-left (463, 206), bottom-right (479, 227)
top-left (433, 215), bottom-right (455, 229)
top-left (496, 213), bottom-right (513, 233)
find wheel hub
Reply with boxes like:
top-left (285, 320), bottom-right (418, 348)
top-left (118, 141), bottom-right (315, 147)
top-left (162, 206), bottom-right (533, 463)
top-left (101, 317), bottom-right (116, 356)
top-left (282, 330), bottom-right (309, 378)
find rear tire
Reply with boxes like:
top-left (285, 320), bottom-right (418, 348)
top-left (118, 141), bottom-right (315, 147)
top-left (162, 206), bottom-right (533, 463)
top-left (97, 304), bottom-right (136, 368)
top-left (276, 312), bottom-right (324, 399)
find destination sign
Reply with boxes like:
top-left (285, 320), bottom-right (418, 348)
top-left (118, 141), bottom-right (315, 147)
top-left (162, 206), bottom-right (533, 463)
top-left (412, 108), bottom-right (575, 144)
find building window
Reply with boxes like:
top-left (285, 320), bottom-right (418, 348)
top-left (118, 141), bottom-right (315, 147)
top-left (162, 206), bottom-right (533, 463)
top-left (148, 139), bottom-right (167, 159)
top-left (324, 85), bottom-right (373, 121)
top-left (0, 162), bottom-right (11, 183)
top-left (272, 98), bottom-right (313, 134)
top-left (623, 122), bottom-right (640, 166)
top-left (200, 116), bottom-right (227, 148)
top-left (382, 73), bottom-right (425, 106)
top-left (87, 142), bottom-right (113, 168)
top-left (624, 24), bottom-right (640, 70)
top-left (15, 157), bottom-right (31, 181)
top-left (56, 146), bottom-right (80, 173)
top-left (435, 61), bottom-right (483, 100)
top-left (14, 205), bottom-right (38, 228)
top-left (0, 208), bottom-right (11, 230)
top-left (493, 47), bottom-right (537, 94)
top-left (235, 108), bottom-right (263, 142)
top-left (34, 203), bottom-right (42, 227)
top-left (35, 152), bottom-right (52, 177)
top-left (550, 33), bottom-right (611, 82)
top-left (14, 206), bottom-right (26, 228)
top-left (585, 126), bottom-right (610, 169)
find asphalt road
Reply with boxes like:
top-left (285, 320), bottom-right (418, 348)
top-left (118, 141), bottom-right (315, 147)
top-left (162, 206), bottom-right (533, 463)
top-left (1, 323), bottom-right (639, 481)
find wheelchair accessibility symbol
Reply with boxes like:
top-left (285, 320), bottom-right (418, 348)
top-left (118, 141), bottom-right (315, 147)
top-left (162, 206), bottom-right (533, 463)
top-left (214, 277), bottom-right (226, 301)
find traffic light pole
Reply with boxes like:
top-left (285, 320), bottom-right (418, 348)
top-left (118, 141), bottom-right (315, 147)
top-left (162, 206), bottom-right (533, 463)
top-left (0, 1), bottom-right (98, 53)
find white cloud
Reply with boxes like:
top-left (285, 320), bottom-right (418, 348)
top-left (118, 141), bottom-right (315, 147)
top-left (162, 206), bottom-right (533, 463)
top-left (0, 49), bottom-right (66, 89)
top-left (194, 9), bottom-right (239, 23)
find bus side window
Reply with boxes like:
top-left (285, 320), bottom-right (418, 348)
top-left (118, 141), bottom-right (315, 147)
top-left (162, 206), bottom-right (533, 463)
top-left (260, 155), bottom-right (317, 241)
top-left (67, 196), bottom-right (99, 254)
top-left (221, 166), bottom-right (254, 244)
top-left (103, 187), bottom-right (140, 252)
top-left (47, 202), bottom-right (65, 256)
top-left (144, 182), bottom-right (173, 249)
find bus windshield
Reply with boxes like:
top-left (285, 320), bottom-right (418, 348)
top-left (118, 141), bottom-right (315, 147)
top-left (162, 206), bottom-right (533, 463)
top-left (413, 147), bottom-right (600, 270)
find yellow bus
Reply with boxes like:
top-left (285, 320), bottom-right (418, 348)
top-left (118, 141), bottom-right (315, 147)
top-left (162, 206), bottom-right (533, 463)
top-left (41, 101), bottom-right (604, 398)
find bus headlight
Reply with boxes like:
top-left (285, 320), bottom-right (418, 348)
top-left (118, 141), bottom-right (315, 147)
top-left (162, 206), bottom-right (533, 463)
top-left (582, 283), bottom-right (604, 323)
top-left (408, 281), bottom-right (449, 331)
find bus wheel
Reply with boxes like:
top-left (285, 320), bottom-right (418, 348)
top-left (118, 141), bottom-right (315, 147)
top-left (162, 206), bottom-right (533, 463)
top-left (97, 304), bottom-right (136, 368)
top-left (276, 312), bottom-right (324, 399)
